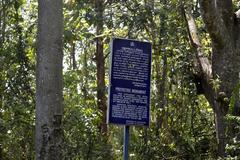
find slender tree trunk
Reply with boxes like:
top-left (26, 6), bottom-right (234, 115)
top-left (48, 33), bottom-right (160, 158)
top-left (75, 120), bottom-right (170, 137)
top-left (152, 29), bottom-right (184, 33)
top-left (0, 0), bottom-right (6, 47)
top-left (71, 41), bottom-right (77, 70)
top-left (156, 54), bottom-right (167, 135)
top-left (155, 0), bottom-right (167, 136)
top-left (0, 1), bottom-right (2, 46)
top-left (36, 0), bottom-right (63, 159)
top-left (159, 55), bottom-right (167, 110)
top-left (0, 1), bottom-right (3, 157)
top-left (83, 44), bottom-right (88, 102)
top-left (0, 144), bottom-right (2, 160)
top-left (95, 0), bottom-right (107, 134)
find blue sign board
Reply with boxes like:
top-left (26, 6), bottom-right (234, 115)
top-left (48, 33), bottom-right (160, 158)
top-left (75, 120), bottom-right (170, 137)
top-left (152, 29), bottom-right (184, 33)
top-left (107, 38), bottom-right (152, 126)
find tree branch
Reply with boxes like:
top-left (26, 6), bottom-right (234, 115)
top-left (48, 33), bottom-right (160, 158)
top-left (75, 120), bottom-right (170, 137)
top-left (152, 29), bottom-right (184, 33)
top-left (184, 9), bottom-right (216, 107)
top-left (184, 9), bottom-right (212, 79)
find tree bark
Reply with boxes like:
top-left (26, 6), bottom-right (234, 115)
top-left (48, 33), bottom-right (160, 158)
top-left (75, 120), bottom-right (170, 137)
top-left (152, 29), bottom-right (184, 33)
top-left (95, 0), bottom-right (107, 134)
top-left (0, 0), bottom-right (6, 47)
top-left (0, 0), bottom-right (2, 47)
top-left (155, 54), bottom-right (167, 136)
top-left (155, 0), bottom-right (168, 136)
top-left (36, 0), bottom-right (63, 159)
top-left (0, 144), bottom-right (2, 160)
top-left (200, 1), bottom-right (240, 157)
top-left (83, 44), bottom-right (88, 102)
top-left (215, 103), bottom-right (226, 157)
top-left (71, 41), bottom-right (77, 70)
top-left (185, 0), bottom-right (240, 156)
top-left (185, 9), bottom-right (227, 157)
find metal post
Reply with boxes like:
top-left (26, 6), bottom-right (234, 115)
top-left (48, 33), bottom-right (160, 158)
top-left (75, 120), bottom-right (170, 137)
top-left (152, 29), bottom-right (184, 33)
top-left (123, 125), bottom-right (129, 160)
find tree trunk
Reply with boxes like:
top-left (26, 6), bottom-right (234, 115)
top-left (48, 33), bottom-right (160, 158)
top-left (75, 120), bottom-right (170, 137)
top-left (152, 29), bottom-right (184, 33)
top-left (214, 104), bottom-right (226, 157)
top-left (36, 0), bottom-right (63, 159)
top-left (83, 45), bottom-right (88, 102)
top-left (95, 0), bottom-right (107, 134)
top-left (0, 0), bottom-right (6, 47)
top-left (71, 41), bottom-right (77, 70)
top-left (155, 0), bottom-right (167, 136)
top-left (0, 144), bottom-right (2, 160)
top-left (185, 0), bottom-right (240, 157)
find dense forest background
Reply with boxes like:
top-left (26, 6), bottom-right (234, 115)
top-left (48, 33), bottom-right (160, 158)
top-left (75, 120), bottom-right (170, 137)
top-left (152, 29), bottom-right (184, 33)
top-left (1, 0), bottom-right (240, 159)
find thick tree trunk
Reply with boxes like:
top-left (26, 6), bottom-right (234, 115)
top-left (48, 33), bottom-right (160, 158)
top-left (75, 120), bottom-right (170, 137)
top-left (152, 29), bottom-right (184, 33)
top-left (211, 41), bottom-right (238, 157)
top-left (36, 0), bottom-right (63, 159)
top-left (185, 0), bottom-right (240, 155)
top-left (214, 104), bottom-right (226, 157)
top-left (184, 6), bottom-right (240, 156)
top-left (95, 0), bottom-right (107, 134)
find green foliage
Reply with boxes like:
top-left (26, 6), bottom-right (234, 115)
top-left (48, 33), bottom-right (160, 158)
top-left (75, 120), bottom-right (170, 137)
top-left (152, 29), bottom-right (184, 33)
top-left (0, 0), bottom-right (36, 159)
top-left (229, 81), bottom-right (240, 114)
top-left (225, 114), bottom-right (240, 158)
